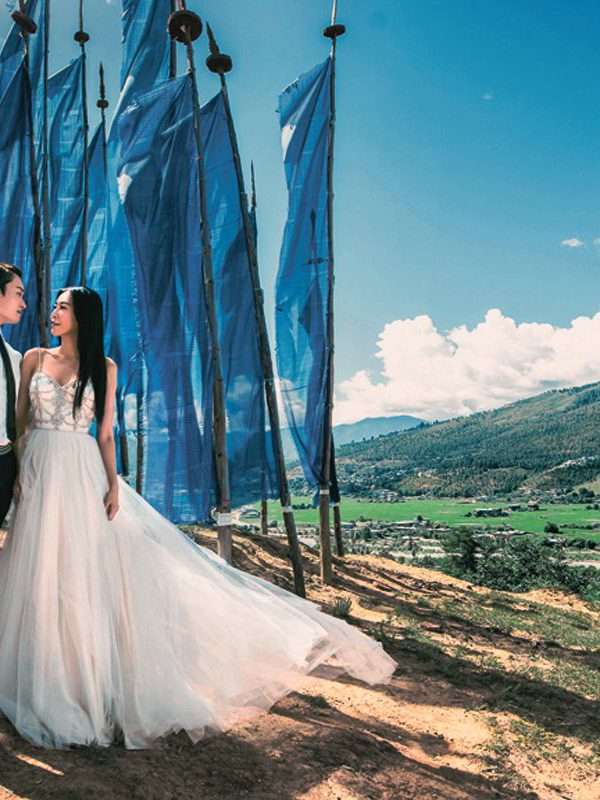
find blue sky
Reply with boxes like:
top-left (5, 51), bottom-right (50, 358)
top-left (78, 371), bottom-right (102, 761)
top-left (2, 1), bottom-right (600, 422)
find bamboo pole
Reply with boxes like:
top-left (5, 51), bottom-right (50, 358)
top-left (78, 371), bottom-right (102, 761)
top-left (168, 2), bottom-right (233, 563)
top-left (316, 1), bottom-right (346, 583)
top-left (260, 499), bottom-right (268, 536)
top-left (330, 441), bottom-right (344, 555)
top-left (40, 0), bottom-right (50, 345)
top-left (251, 164), bottom-right (270, 541)
top-left (96, 63), bottom-right (108, 163)
top-left (205, 25), bottom-right (306, 596)
top-left (75, 0), bottom-right (90, 285)
top-left (333, 502), bottom-right (343, 553)
top-left (12, 3), bottom-right (44, 343)
top-left (250, 161), bottom-right (257, 215)
top-left (96, 64), bottom-right (127, 478)
top-left (169, 0), bottom-right (177, 79)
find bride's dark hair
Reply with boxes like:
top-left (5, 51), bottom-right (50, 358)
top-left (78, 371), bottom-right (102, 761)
top-left (57, 286), bottom-right (107, 424)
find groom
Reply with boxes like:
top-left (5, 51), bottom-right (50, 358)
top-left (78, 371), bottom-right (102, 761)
top-left (0, 263), bottom-right (26, 527)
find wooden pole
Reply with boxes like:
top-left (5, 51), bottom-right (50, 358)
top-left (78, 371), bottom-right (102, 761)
top-left (330, 442), bottom-right (344, 555)
top-left (333, 503), bottom-right (343, 554)
top-left (75, 0), bottom-right (90, 285)
top-left (13, 3), bottom-right (44, 344)
top-left (317, 1), bottom-right (346, 584)
top-left (40, 0), bottom-right (50, 345)
top-left (260, 499), bottom-right (268, 536)
top-left (96, 63), bottom-right (108, 162)
top-left (169, 3), bottom-right (233, 563)
top-left (169, 0), bottom-right (177, 79)
top-left (206, 25), bottom-right (306, 596)
top-left (135, 361), bottom-right (147, 494)
top-left (96, 64), bottom-right (126, 477)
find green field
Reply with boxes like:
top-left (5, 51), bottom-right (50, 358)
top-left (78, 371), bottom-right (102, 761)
top-left (256, 497), bottom-right (600, 542)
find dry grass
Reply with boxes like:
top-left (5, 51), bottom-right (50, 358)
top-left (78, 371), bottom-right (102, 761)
top-left (1, 528), bottom-right (598, 800)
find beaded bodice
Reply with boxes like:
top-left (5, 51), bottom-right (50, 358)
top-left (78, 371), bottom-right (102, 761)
top-left (29, 371), bottom-right (95, 433)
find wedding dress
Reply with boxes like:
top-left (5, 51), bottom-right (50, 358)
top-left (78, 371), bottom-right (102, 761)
top-left (0, 368), bottom-right (395, 749)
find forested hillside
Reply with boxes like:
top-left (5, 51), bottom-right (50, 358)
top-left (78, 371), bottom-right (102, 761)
top-left (336, 383), bottom-right (600, 496)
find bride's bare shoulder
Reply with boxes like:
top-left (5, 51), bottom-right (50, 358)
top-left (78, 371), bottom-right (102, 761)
top-left (22, 347), bottom-right (44, 366)
top-left (105, 357), bottom-right (118, 374)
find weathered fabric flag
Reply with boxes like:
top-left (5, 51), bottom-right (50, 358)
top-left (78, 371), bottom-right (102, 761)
top-left (204, 91), bottom-right (279, 507)
top-left (117, 75), bottom-right (215, 521)
top-left (0, 0), bottom-right (44, 104)
top-left (0, 64), bottom-right (37, 348)
top-left (47, 57), bottom-right (85, 295)
top-left (0, 0), bottom-right (46, 351)
top-left (86, 120), bottom-right (108, 307)
top-left (105, 0), bottom-right (172, 478)
top-left (275, 58), bottom-right (333, 487)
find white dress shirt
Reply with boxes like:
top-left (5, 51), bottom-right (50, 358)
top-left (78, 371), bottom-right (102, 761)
top-left (0, 333), bottom-right (21, 445)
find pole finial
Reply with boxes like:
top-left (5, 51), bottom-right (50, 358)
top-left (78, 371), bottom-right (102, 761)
top-left (324, 0), bottom-right (345, 40)
top-left (206, 22), bottom-right (233, 74)
top-left (97, 61), bottom-right (108, 110)
top-left (167, 6), bottom-right (202, 43)
top-left (323, 23), bottom-right (346, 40)
top-left (74, 0), bottom-right (90, 44)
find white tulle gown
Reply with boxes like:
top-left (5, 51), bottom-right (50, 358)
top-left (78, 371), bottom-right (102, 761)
top-left (0, 370), bottom-right (395, 749)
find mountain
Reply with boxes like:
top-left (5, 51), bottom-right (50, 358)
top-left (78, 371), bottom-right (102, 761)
top-left (281, 414), bottom-right (423, 463)
top-left (336, 383), bottom-right (600, 496)
top-left (332, 414), bottom-right (424, 446)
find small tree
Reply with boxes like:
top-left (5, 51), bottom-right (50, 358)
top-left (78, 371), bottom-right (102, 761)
top-left (443, 528), bottom-right (479, 574)
top-left (544, 522), bottom-right (559, 534)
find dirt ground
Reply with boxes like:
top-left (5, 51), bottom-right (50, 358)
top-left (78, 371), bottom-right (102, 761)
top-left (1, 529), bottom-right (599, 800)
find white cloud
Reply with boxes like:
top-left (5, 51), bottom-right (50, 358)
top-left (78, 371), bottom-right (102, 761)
top-left (561, 237), bottom-right (585, 248)
top-left (334, 310), bottom-right (600, 424)
top-left (482, 92), bottom-right (494, 101)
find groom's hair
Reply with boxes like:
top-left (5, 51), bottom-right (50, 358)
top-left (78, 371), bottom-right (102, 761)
top-left (0, 263), bottom-right (23, 295)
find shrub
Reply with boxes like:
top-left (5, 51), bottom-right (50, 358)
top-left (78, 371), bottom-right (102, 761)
top-left (331, 597), bottom-right (353, 619)
top-left (442, 527), bottom-right (479, 575)
top-left (441, 530), bottom-right (600, 601)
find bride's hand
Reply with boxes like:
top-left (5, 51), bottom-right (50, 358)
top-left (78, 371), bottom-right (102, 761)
top-left (104, 484), bottom-right (119, 521)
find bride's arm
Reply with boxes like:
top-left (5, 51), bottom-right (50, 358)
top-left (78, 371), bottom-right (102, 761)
top-left (13, 348), bottom-right (39, 498)
top-left (97, 358), bottom-right (119, 520)
top-left (15, 348), bottom-right (38, 445)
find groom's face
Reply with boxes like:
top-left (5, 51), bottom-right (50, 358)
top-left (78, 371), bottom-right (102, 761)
top-left (0, 276), bottom-right (26, 325)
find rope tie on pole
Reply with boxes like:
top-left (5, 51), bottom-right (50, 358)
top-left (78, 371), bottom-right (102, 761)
top-left (12, 1), bottom-right (37, 35)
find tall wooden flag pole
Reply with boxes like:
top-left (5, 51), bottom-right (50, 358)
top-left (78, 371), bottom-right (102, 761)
top-left (74, 0), bottom-right (90, 285)
top-left (11, 3), bottom-right (44, 343)
top-left (14, 0), bottom-right (50, 345)
top-left (40, 0), bottom-right (50, 344)
top-left (318, 0), bottom-right (346, 581)
top-left (168, 0), bottom-right (177, 79)
top-left (205, 26), bottom-right (307, 597)
top-left (96, 63), bottom-right (108, 143)
top-left (168, 2), bottom-right (234, 563)
top-left (250, 163), bottom-right (270, 542)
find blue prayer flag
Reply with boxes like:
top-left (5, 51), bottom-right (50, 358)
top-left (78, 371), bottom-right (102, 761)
top-left (48, 57), bottom-right (85, 294)
top-left (205, 92), bottom-right (279, 507)
top-left (117, 75), bottom-right (214, 522)
top-left (275, 58), bottom-right (333, 488)
top-left (105, 0), bottom-right (172, 478)
top-left (0, 64), bottom-right (37, 349)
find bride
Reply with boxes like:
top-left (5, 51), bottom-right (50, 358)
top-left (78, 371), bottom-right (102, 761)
top-left (0, 287), bottom-right (396, 749)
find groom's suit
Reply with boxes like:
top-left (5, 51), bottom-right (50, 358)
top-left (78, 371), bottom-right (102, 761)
top-left (0, 333), bottom-right (20, 525)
